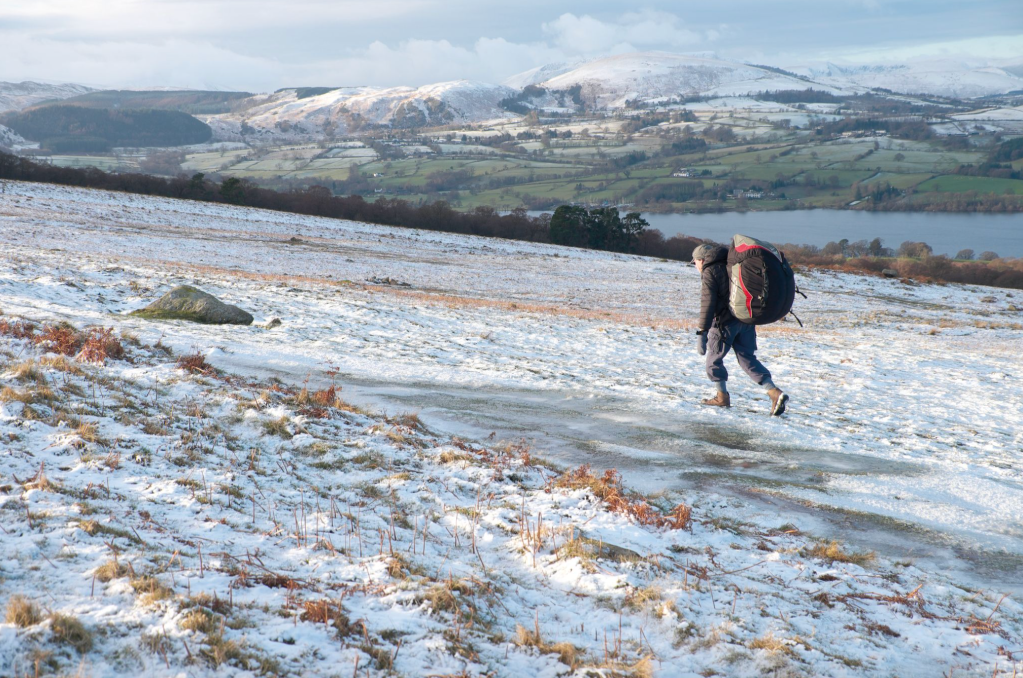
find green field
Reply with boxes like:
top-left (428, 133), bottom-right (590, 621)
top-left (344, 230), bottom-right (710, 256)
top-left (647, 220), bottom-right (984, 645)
top-left (917, 175), bottom-right (1023, 195)
top-left (25, 99), bottom-right (1020, 213)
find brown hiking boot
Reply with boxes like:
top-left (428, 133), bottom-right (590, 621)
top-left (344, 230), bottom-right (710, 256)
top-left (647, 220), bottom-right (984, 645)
top-left (701, 392), bottom-right (730, 408)
top-left (768, 388), bottom-right (789, 416)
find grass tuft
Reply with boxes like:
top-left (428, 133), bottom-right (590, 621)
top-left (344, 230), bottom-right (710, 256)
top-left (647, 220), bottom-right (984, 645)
top-left (177, 351), bottom-right (216, 376)
top-left (94, 559), bottom-right (129, 583)
top-left (34, 322), bottom-right (84, 356)
top-left (0, 317), bottom-right (36, 339)
top-left (300, 599), bottom-right (352, 638)
top-left (262, 416), bottom-right (292, 439)
top-left (806, 540), bottom-right (876, 567)
top-left (749, 632), bottom-right (794, 656)
top-left (49, 612), bottom-right (93, 653)
top-left (515, 622), bottom-right (580, 670)
top-left (5, 595), bottom-right (42, 627)
top-left (181, 608), bottom-right (219, 634)
top-left (131, 575), bottom-right (175, 606)
top-left (556, 465), bottom-right (692, 530)
top-left (76, 327), bottom-right (125, 364)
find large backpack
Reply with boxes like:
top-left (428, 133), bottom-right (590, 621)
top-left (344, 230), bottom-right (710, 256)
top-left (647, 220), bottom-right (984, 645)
top-left (726, 234), bottom-right (797, 325)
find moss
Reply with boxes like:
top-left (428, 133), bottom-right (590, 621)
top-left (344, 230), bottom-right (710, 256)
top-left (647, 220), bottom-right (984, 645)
top-left (129, 308), bottom-right (225, 324)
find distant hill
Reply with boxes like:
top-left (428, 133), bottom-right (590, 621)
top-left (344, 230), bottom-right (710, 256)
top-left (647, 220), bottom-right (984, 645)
top-left (503, 52), bottom-right (850, 109)
top-left (43, 90), bottom-right (253, 115)
top-left (0, 81), bottom-right (94, 114)
top-left (504, 52), bottom-right (1023, 108)
top-left (798, 59), bottom-right (1023, 99)
top-left (1, 105), bottom-right (212, 152)
top-left (203, 80), bottom-right (516, 141)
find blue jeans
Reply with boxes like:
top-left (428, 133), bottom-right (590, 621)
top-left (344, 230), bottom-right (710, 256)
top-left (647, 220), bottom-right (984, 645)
top-left (706, 319), bottom-right (772, 386)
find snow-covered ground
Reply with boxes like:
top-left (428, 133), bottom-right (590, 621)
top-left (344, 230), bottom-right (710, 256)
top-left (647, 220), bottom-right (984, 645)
top-left (1, 180), bottom-right (1022, 676)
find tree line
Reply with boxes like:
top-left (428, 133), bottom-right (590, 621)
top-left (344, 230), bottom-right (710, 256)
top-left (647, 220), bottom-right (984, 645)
top-left (2, 150), bottom-right (1019, 290)
top-left (2, 106), bottom-right (212, 152)
top-left (0, 150), bottom-right (706, 261)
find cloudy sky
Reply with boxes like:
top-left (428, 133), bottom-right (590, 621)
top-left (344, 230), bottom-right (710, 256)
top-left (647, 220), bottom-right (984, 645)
top-left (1, 0), bottom-right (1021, 91)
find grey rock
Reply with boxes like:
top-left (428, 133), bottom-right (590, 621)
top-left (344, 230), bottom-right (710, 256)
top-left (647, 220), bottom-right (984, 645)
top-left (131, 285), bottom-right (253, 325)
top-left (882, 269), bottom-right (899, 278)
top-left (264, 317), bottom-right (282, 329)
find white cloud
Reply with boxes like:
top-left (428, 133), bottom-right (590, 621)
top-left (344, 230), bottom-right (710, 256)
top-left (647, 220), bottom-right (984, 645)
top-left (0, 8), bottom-right (708, 91)
top-left (0, 3), bottom-right (1016, 92)
top-left (820, 33), bottom-right (1023, 65)
top-left (541, 11), bottom-right (706, 55)
top-left (0, 33), bottom-right (287, 91)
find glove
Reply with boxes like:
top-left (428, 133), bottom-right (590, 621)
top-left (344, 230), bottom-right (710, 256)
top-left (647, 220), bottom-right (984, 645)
top-left (696, 331), bottom-right (708, 356)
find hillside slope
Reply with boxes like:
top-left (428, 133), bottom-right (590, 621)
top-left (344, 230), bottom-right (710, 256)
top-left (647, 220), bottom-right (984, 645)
top-left (203, 80), bottom-right (516, 142)
top-left (0, 81), bottom-right (94, 114)
top-left (513, 52), bottom-right (846, 108)
top-left (800, 59), bottom-right (1023, 98)
top-left (1, 179), bottom-right (1022, 676)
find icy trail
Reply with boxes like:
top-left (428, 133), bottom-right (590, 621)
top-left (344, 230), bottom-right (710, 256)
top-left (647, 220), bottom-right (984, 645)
top-left (1, 180), bottom-right (1022, 676)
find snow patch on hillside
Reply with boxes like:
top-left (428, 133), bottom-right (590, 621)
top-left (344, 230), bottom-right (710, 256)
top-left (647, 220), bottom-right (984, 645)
top-left (513, 52), bottom-right (850, 109)
top-left (0, 81), bottom-right (94, 114)
top-left (801, 59), bottom-right (1023, 98)
top-left (0, 124), bottom-right (27, 150)
top-left (204, 81), bottom-right (516, 142)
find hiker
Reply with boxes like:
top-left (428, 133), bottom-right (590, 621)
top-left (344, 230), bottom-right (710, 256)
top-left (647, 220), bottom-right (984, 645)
top-left (692, 243), bottom-right (788, 415)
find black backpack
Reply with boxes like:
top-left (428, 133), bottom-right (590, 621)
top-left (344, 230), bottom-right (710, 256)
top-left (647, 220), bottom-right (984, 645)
top-left (726, 234), bottom-right (799, 326)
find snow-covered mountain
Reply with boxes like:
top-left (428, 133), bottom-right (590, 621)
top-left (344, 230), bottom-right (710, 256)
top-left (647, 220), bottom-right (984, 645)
top-left (203, 80), bottom-right (516, 142)
top-left (0, 124), bottom-right (27, 149)
top-left (504, 52), bottom-right (850, 109)
top-left (798, 59), bottom-right (1023, 99)
top-left (0, 81), bottom-right (94, 114)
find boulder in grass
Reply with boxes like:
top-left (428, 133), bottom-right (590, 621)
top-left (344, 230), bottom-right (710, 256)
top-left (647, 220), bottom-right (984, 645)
top-left (882, 268), bottom-right (899, 278)
top-left (131, 285), bottom-right (253, 325)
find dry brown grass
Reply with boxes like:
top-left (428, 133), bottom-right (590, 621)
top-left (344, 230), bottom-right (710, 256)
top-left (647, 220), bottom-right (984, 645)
top-left (200, 632), bottom-right (245, 668)
top-left (805, 540), bottom-right (876, 567)
top-left (40, 355), bottom-right (85, 375)
top-left (0, 385), bottom-right (56, 405)
top-left (262, 416), bottom-right (292, 439)
top-left (555, 465), bottom-right (692, 530)
top-left (749, 632), bottom-right (794, 656)
top-left (20, 461), bottom-right (56, 492)
top-left (5, 595), bottom-right (42, 627)
top-left (94, 559), bottom-right (129, 583)
top-left (76, 421), bottom-right (104, 445)
top-left (10, 360), bottom-right (44, 384)
top-left (515, 622), bottom-right (580, 670)
top-left (294, 384), bottom-right (344, 418)
top-left (624, 585), bottom-right (663, 612)
top-left (299, 599), bottom-right (352, 638)
top-left (76, 327), bottom-right (125, 364)
top-left (131, 575), bottom-right (175, 606)
top-left (180, 608), bottom-right (219, 634)
top-left (49, 612), bottom-right (93, 653)
top-left (33, 323), bottom-right (84, 356)
top-left (588, 657), bottom-right (654, 678)
top-left (177, 351), bottom-right (216, 376)
top-left (0, 317), bottom-right (36, 339)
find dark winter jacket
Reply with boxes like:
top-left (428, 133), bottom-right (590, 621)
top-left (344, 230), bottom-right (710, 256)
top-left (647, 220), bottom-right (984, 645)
top-left (697, 246), bottom-right (732, 332)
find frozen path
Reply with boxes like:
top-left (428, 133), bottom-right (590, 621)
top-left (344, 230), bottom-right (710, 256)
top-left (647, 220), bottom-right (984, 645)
top-left (2, 179), bottom-right (1023, 591)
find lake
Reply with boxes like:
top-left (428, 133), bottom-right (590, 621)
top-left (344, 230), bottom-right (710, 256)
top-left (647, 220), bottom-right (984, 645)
top-left (531, 210), bottom-right (1023, 258)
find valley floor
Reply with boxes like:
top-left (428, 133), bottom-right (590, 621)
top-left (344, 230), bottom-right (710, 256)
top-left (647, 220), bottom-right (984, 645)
top-left (0, 180), bottom-right (1022, 676)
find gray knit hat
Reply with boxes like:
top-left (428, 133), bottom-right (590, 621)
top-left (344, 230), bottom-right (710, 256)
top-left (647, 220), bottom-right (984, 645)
top-left (691, 244), bottom-right (715, 262)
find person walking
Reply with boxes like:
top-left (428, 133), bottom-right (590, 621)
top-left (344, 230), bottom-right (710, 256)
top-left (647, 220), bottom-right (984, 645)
top-left (692, 243), bottom-right (788, 415)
